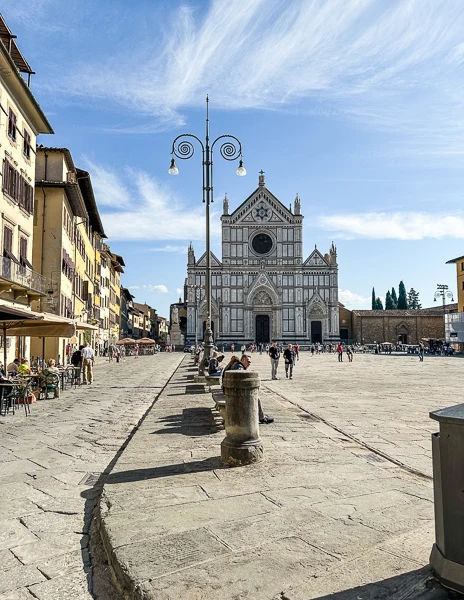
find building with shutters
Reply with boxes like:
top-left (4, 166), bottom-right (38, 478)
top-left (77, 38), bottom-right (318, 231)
top-left (0, 16), bottom-right (53, 363)
top-left (185, 172), bottom-right (339, 346)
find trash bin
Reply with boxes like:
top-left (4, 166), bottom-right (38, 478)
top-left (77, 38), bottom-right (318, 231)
top-left (430, 403), bottom-right (464, 593)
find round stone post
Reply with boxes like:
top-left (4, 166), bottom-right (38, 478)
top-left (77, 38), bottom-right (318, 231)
top-left (221, 370), bottom-right (263, 466)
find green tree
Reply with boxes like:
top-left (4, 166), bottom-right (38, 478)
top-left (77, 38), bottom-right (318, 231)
top-left (407, 288), bottom-right (422, 309)
top-left (385, 291), bottom-right (395, 310)
top-left (391, 287), bottom-right (398, 309)
top-left (372, 287), bottom-right (376, 310)
top-left (375, 297), bottom-right (384, 310)
top-left (398, 280), bottom-right (407, 309)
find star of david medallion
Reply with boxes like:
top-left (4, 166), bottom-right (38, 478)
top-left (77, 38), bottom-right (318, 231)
top-left (253, 203), bottom-right (271, 222)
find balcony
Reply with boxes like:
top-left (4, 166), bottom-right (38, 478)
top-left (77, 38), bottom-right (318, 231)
top-left (0, 255), bottom-right (49, 300)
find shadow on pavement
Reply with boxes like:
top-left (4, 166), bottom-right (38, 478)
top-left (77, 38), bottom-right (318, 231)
top-left (310, 566), bottom-right (458, 600)
top-left (105, 456), bottom-right (223, 484)
top-left (150, 407), bottom-right (215, 436)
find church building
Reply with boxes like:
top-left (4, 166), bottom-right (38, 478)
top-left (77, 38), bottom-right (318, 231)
top-left (185, 172), bottom-right (339, 346)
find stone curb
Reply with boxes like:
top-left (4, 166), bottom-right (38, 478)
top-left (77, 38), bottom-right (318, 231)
top-left (95, 355), bottom-right (186, 600)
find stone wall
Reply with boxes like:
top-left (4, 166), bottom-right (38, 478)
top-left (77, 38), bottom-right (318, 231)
top-left (351, 312), bottom-right (445, 345)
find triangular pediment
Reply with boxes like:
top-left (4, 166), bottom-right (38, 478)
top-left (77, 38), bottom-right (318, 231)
top-left (303, 248), bottom-right (329, 267)
top-left (307, 290), bottom-right (327, 316)
top-left (246, 272), bottom-right (280, 305)
top-left (196, 251), bottom-right (222, 268)
top-left (227, 187), bottom-right (298, 225)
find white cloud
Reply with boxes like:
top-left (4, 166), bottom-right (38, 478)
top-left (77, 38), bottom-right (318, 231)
top-left (319, 212), bottom-right (464, 240)
top-left (146, 284), bottom-right (169, 294)
top-left (81, 157), bottom-right (130, 208)
top-left (150, 245), bottom-right (187, 253)
top-left (128, 285), bottom-right (140, 290)
top-left (82, 159), bottom-right (220, 241)
top-left (47, 1), bottom-right (464, 156)
top-left (176, 288), bottom-right (183, 296)
top-left (338, 289), bottom-right (371, 308)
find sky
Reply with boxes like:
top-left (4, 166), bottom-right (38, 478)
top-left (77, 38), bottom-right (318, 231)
top-left (5, 0), bottom-right (464, 318)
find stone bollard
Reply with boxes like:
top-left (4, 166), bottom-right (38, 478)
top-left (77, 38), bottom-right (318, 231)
top-left (220, 370), bottom-right (263, 467)
top-left (429, 403), bottom-right (464, 594)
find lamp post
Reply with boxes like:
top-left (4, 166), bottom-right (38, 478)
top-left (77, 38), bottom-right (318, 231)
top-left (169, 96), bottom-right (246, 373)
top-left (434, 284), bottom-right (454, 343)
top-left (193, 284), bottom-right (202, 350)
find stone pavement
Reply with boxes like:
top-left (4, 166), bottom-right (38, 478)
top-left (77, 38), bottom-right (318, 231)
top-left (98, 353), bottom-right (460, 600)
top-left (0, 353), bottom-right (183, 600)
top-left (259, 350), bottom-right (462, 479)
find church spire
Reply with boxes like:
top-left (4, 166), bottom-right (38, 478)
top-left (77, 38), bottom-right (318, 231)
top-left (223, 193), bottom-right (229, 215)
top-left (188, 241), bottom-right (195, 265)
top-left (258, 170), bottom-right (265, 187)
top-left (294, 193), bottom-right (301, 215)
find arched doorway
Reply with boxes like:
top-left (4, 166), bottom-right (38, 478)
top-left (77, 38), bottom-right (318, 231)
top-left (311, 321), bottom-right (322, 343)
top-left (255, 315), bottom-right (270, 344)
top-left (397, 324), bottom-right (408, 345)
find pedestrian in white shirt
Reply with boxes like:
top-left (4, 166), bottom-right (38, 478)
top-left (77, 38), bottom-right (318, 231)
top-left (81, 343), bottom-right (95, 385)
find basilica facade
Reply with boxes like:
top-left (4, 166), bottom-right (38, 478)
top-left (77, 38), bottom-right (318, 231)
top-left (185, 173), bottom-right (339, 346)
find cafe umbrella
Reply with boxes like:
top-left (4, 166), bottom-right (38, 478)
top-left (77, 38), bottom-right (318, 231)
top-left (0, 304), bottom-right (76, 369)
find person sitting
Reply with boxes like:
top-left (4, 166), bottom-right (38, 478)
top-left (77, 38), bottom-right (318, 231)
top-left (39, 359), bottom-right (60, 399)
top-left (208, 352), bottom-right (224, 376)
top-left (7, 358), bottom-right (19, 375)
top-left (18, 358), bottom-right (31, 375)
top-left (230, 354), bottom-right (274, 424)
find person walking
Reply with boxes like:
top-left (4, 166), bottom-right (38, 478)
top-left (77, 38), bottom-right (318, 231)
top-left (283, 344), bottom-right (295, 379)
top-left (294, 343), bottom-right (300, 361)
top-left (418, 342), bottom-right (424, 362)
top-left (231, 354), bottom-right (274, 423)
top-left (108, 343), bottom-right (114, 362)
top-left (346, 345), bottom-right (353, 362)
top-left (82, 343), bottom-right (95, 385)
top-left (269, 341), bottom-right (280, 380)
top-left (134, 343), bottom-right (139, 359)
top-left (337, 342), bottom-right (343, 362)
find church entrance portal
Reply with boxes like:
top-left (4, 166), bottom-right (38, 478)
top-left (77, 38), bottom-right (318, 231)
top-left (255, 315), bottom-right (270, 344)
top-left (311, 321), bottom-right (322, 343)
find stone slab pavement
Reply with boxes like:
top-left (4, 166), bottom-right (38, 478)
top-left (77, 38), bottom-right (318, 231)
top-left (99, 353), bottom-right (460, 600)
top-left (0, 352), bottom-right (183, 600)
top-left (257, 350), bottom-right (462, 478)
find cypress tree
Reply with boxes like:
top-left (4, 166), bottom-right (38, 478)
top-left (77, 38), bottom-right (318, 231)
top-left (407, 288), bottom-right (422, 309)
top-left (398, 281), bottom-right (407, 309)
top-left (391, 287), bottom-right (398, 309)
top-left (375, 297), bottom-right (384, 310)
top-left (385, 291), bottom-right (394, 310)
top-left (372, 287), bottom-right (376, 310)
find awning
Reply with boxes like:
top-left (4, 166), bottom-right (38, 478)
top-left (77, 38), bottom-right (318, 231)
top-left (20, 256), bottom-right (34, 270)
top-left (76, 322), bottom-right (99, 331)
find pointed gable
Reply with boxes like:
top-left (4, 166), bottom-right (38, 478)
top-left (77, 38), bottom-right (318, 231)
top-left (303, 248), bottom-right (329, 267)
top-left (226, 187), bottom-right (298, 225)
top-left (195, 251), bottom-right (222, 268)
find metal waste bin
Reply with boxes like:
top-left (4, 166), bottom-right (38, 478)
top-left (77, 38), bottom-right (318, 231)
top-left (430, 403), bottom-right (464, 593)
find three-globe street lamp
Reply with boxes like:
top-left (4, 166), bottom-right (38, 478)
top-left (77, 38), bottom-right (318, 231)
top-left (169, 96), bottom-right (246, 373)
top-left (434, 284), bottom-right (454, 342)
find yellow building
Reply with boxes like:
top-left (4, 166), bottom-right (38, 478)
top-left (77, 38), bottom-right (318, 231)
top-left (32, 148), bottom-right (105, 362)
top-left (102, 244), bottom-right (124, 344)
top-left (0, 16), bottom-right (53, 363)
top-left (446, 255), bottom-right (464, 313)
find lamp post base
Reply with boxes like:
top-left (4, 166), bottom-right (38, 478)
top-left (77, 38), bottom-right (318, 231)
top-left (198, 325), bottom-right (214, 376)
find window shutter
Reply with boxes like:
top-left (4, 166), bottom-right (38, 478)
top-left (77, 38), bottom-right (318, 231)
top-left (82, 280), bottom-right (89, 301)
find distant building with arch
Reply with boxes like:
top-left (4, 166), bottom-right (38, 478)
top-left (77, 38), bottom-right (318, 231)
top-left (185, 172), bottom-right (339, 346)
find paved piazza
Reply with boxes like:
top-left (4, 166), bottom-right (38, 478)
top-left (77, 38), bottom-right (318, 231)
top-left (0, 350), bottom-right (460, 598)
top-left (0, 354), bottom-right (183, 599)
top-left (252, 349), bottom-right (457, 479)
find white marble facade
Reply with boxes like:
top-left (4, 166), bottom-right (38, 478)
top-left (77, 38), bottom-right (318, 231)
top-left (186, 172), bottom-right (339, 345)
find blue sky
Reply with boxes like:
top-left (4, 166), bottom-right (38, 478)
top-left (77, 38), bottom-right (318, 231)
top-left (6, 0), bottom-right (464, 317)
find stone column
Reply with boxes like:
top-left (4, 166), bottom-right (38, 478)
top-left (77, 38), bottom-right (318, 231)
top-left (221, 370), bottom-right (263, 466)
